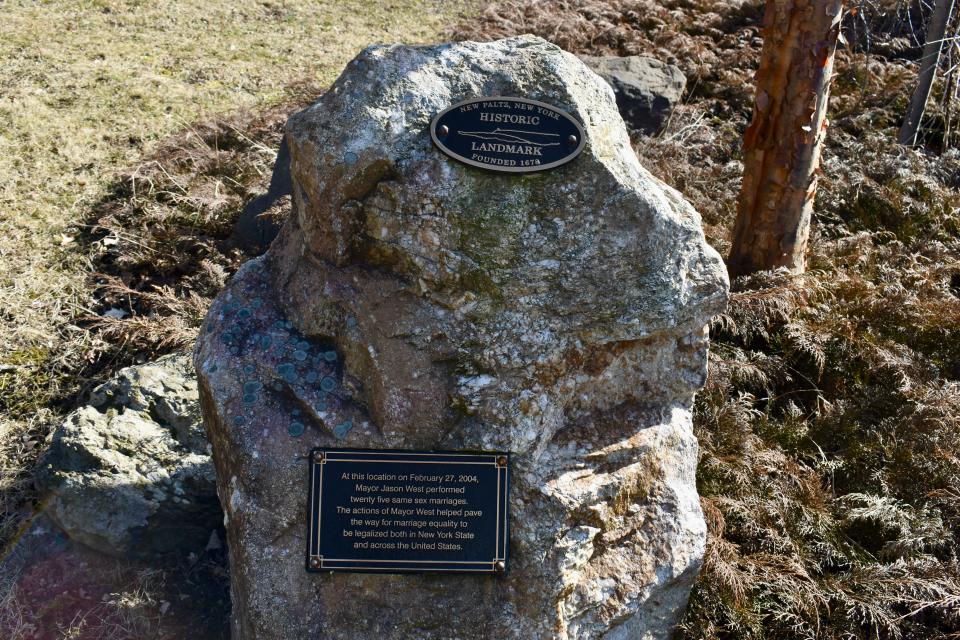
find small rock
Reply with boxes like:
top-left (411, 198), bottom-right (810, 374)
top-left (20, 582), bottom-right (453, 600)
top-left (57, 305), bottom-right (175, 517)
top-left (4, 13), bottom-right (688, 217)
top-left (102, 307), bottom-right (128, 319)
top-left (206, 529), bottom-right (222, 551)
top-left (233, 137), bottom-right (290, 252)
top-left (36, 352), bottom-right (221, 557)
top-left (582, 55), bottom-right (686, 135)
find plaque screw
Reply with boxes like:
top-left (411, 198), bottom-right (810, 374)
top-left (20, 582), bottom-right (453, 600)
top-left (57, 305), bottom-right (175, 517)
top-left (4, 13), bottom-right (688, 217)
top-left (438, 125), bottom-right (449, 137)
top-left (497, 455), bottom-right (508, 467)
top-left (309, 557), bottom-right (322, 569)
top-left (567, 134), bottom-right (578, 146)
top-left (312, 451), bottom-right (324, 463)
top-left (495, 561), bottom-right (506, 572)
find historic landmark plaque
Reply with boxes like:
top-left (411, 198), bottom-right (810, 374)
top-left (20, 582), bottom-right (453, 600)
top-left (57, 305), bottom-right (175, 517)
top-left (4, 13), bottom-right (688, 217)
top-left (307, 449), bottom-right (510, 573)
top-left (430, 96), bottom-right (586, 173)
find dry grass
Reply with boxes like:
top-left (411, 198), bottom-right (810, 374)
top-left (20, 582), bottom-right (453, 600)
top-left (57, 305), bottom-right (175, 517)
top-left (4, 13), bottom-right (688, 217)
top-left (0, 0), bottom-right (473, 547)
top-left (0, 551), bottom-right (231, 640)
top-left (3, 0), bottom-right (959, 637)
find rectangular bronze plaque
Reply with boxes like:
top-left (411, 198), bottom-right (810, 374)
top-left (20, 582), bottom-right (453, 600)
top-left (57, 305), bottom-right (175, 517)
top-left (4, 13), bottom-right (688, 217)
top-left (306, 448), bottom-right (510, 573)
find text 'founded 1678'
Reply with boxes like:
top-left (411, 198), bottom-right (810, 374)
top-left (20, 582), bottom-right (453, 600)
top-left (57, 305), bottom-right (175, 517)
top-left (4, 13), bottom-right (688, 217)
top-left (307, 449), bottom-right (509, 573)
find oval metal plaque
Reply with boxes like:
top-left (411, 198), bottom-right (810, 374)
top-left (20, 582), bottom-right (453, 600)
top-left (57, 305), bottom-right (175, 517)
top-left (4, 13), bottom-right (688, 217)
top-left (430, 97), bottom-right (586, 173)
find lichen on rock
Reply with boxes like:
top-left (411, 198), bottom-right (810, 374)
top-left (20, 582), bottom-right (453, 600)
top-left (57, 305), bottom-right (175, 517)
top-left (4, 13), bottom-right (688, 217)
top-left (196, 35), bottom-right (728, 639)
top-left (37, 352), bottom-right (220, 558)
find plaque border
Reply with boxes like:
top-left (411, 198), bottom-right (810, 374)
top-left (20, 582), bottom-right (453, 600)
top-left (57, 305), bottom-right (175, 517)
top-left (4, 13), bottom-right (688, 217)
top-left (429, 96), bottom-right (587, 174)
top-left (306, 448), bottom-right (510, 574)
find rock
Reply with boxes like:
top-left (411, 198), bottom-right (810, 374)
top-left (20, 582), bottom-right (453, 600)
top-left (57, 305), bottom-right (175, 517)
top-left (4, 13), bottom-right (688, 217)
top-left (36, 352), bottom-right (221, 557)
top-left (195, 35), bottom-right (728, 639)
top-left (582, 55), bottom-right (686, 135)
top-left (234, 137), bottom-right (291, 252)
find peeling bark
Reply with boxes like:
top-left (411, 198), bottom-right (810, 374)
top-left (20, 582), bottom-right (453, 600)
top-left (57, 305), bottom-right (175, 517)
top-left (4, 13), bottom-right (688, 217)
top-left (728, 0), bottom-right (844, 278)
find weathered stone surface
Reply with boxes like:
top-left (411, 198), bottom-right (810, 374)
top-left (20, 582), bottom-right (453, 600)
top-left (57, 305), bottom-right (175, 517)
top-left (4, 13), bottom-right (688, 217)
top-left (234, 137), bottom-right (290, 252)
top-left (582, 56), bottom-right (686, 135)
top-left (195, 35), bottom-right (727, 639)
top-left (37, 352), bottom-right (221, 557)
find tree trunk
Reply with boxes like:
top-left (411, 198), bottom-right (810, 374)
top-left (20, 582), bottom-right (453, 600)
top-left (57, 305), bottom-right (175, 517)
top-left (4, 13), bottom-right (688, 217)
top-left (898, 0), bottom-right (956, 147)
top-left (727, 0), bottom-right (844, 278)
top-left (942, 38), bottom-right (957, 152)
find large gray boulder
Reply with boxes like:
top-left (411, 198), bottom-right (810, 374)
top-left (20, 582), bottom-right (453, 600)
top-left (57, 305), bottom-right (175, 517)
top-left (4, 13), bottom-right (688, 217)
top-left (196, 35), bottom-right (727, 639)
top-left (582, 56), bottom-right (686, 135)
top-left (37, 352), bottom-right (221, 557)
